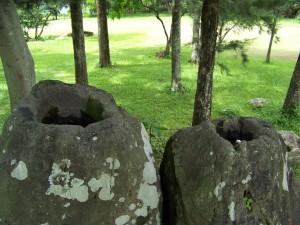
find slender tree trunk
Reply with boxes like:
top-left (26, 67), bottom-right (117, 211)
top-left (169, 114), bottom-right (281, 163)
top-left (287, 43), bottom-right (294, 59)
top-left (192, 0), bottom-right (220, 126)
top-left (0, 0), bottom-right (36, 110)
top-left (189, 0), bottom-right (202, 64)
top-left (96, 0), bottom-right (111, 67)
top-left (282, 54), bottom-right (300, 114)
top-left (171, 0), bottom-right (183, 92)
top-left (265, 13), bottom-right (278, 64)
top-left (70, 0), bottom-right (88, 85)
top-left (140, 0), bottom-right (171, 58)
top-left (156, 27), bottom-right (172, 58)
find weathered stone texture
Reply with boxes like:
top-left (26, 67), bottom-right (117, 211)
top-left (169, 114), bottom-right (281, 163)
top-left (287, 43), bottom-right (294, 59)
top-left (160, 117), bottom-right (300, 225)
top-left (279, 130), bottom-right (300, 165)
top-left (0, 80), bottom-right (161, 225)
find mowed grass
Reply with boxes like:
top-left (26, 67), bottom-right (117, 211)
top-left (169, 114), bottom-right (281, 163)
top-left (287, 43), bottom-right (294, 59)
top-left (0, 15), bottom-right (299, 139)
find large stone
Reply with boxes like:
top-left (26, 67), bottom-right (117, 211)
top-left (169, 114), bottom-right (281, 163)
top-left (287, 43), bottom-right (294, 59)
top-left (278, 130), bottom-right (300, 165)
top-left (278, 130), bottom-right (300, 152)
top-left (248, 98), bottom-right (267, 107)
top-left (160, 117), bottom-right (300, 225)
top-left (0, 80), bottom-right (161, 225)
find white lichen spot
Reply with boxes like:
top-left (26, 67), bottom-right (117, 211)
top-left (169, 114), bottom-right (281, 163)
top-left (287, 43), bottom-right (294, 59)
top-left (11, 159), bottom-right (17, 165)
top-left (92, 136), bottom-right (98, 141)
top-left (88, 174), bottom-right (115, 201)
top-left (46, 159), bottom-right (89, 202)
top-left (214, 182), bottom-right (226, 201)
top-left (141, 123), bottom-right (154, 162)
top-left (210, 152), bottom-right (213, 156)
top-left (106, 157), bottom-right (121, 170)
top-left (156, 212), bottom-right (161, 225)
top-left (88, 157), bottom-right (120, 201)
top-left (133, 178), bottom-right (137, 186)
top-left (282, 152), bottom-right (289, 192)
top-left (135, 142), bottom-right (138, 147)
top-left (62, 214), bottom-right (66, 220)
top-left (115, 215), bottom-right (130, 225)
top-left (106, 157), bottom-right (113, 165)
top-left (143, 162), bottom-right (157, 185)
top-left (88, 178), bottom-right (101, 192)
top-left (134, 204), bottom-right (148, 217)
top-left (63, 202), bottom-right (70, 208)
top-left (46, 136), bottom-right (50, 140)
top-left (242, 173), bottom-right (252, 184)
top-left (9, 125), bottom-right (13, 131)
top-left (228, 202), bottom-right (235, 221)
top-left (135, 123), bottom-right (160, 219)
top-left (71, 178), bottom-right (85, 187)
top-left (40, 223), bottom-right (49, 225)
top-left (98, 175), bottom-right (115, 200)
top-left (76, 136), bottom-right (81, 140)
top-left (129, 203), bottom-right (136, 211)
top-left (113, 159), bottom-right (121, 170)
top-left (2, 149), bottom-right (5, 154)
top-left (131, 219), bottom-right (136, 224)
top-left (119, 197), bottom-right (125, 203)
top-left (137, 183), bottom-right (159, 210)
top-left (11, 161), bottom-right (28, 180)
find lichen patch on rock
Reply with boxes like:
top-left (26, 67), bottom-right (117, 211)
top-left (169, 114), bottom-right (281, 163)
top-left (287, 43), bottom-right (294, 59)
top-left (228, 202), bottom-right (235, 221)
top-left (88, 157), bottom-right (120, 201)
top-left (115, 215), bottom-right (130, 225)
top-left (213, 182), bottom-right (226, 201)
top-left (11, 161), bottom-right (28, 180)
top-left (46, 159), bottom-right (89, 202)
top-left (282, 152), bottom-right (289, 192)
top-left (242, 173), bottom-right (252, 184)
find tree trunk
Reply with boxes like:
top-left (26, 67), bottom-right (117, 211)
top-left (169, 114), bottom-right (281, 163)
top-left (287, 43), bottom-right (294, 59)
top-left (156, 27), bottom-right (172, 58)
top-left (140, 1), bottom-right (171, 58)
top-left (189, 0), bottom-right (202, 64)
top-left (265, 13), bottom-right (278, 64)
top-left (96, 0), bottom-right (111, 67)
top-left (70, 0), bottom-right (88, 85)
top-left (0, 0), bottom-right (36, 110)
top-left (282, 54), bottom-right (300, 114)
top-left (171, 0), bottom-right (183, 92)
top-left (192, 0), bottom-right (220, 126)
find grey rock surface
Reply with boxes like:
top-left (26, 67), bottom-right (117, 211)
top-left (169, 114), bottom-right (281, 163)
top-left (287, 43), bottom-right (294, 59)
top-left (278, 130), bottom-right (300, 165)
top-left (248, 98), bottom-right (267, 107)
top-left (0, 80), bottom-right (161, 225)
top-left (160, 117), bottom-right (300, 225)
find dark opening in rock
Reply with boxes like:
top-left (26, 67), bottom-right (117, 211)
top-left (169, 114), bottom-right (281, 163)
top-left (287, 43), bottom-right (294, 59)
top-left (41, 107), bottom-right (97, 127)
top-left (218, 130), bottom-right (254, 146)
top-left (214, 119), bottom-right (254, 149)
top-left (41, 98), bottom-right (105, 127)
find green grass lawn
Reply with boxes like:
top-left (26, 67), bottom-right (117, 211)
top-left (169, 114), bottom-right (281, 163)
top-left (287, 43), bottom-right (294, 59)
top-left (0, 16), bottom-right (299, 142)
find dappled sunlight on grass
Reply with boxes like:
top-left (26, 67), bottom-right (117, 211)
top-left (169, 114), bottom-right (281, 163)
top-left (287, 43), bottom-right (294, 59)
top-left (0, 16), bottom-right (299, 137)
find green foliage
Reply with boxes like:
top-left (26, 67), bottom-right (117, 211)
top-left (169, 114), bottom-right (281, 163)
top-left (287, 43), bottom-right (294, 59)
top-left (243, 196), bottom-right (253, 211)
top-left (142, 119), bottom-right (168, 163)
top-left (291, 164), bottom-right (300, 179)
top-left (253, 103), bottom-right (300, 133)
top-left (16, 0), bottom-right (66, 40)
top-left (83, 0), bottom-right (96, 17)
top-left (216, 39), bottom-right (253, 75)
top-left (281, 0), bottom-right (300, 18)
